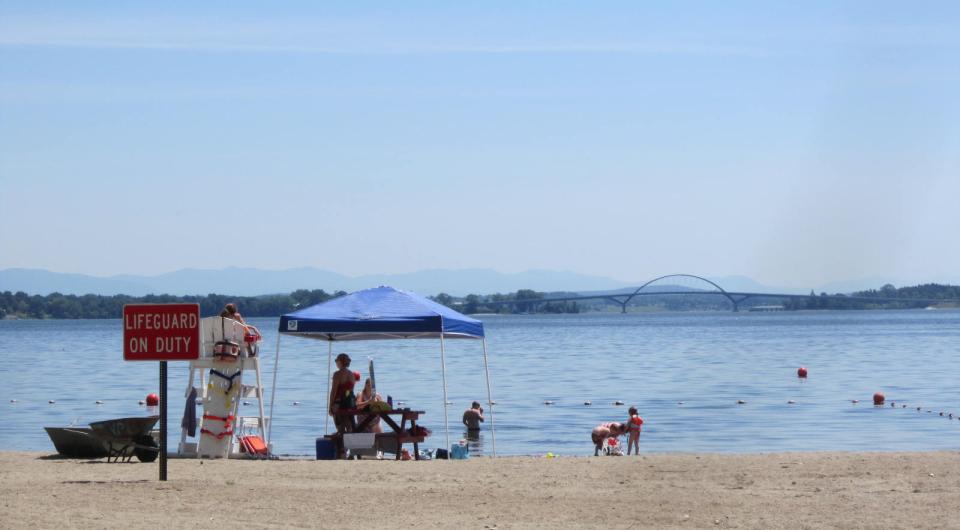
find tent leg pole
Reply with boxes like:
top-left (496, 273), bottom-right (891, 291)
top-left (325, 341), bottom-right (333, 434)
top-left (440, 332), bottom-right (451, 453)
top-left (481, 338), bottom-right (496, 457)
top-left (267, 333), bottom-right (282, 451)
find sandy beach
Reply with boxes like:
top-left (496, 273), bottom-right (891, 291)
top-left (1, 451), bottom-right (958, 529)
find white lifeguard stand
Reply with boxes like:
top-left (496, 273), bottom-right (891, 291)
top-left (178, 316), bottom-right (268, 458)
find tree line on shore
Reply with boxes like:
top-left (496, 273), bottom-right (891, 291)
top-left (1, 283), bottom-right (957, 320)
top-left (0, 289), bottom-right (345, 320)
top-left (0, 287), bottom-right (581, 319)
top-left (781, 283), bottom-right (960, 310)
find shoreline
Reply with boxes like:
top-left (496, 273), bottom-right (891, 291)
top-left (2, 450), bottom-right (958, 529)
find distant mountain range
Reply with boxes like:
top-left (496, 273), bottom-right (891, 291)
top-left (0, 267), bottom-right (917, 297)
top-left (0, 267), bottom-right (630, 297)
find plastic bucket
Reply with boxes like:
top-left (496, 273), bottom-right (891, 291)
top-left (316, 438), bottom-right (336, 460)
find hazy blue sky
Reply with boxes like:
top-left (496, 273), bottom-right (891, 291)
top-left (1, 1), bottom-right (958, 288)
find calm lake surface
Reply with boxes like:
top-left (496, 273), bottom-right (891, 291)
top-left (2, 310), bottom-right (958, 456)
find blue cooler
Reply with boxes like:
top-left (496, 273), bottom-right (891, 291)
top-left (451, 444), bottom-right (470, 460)
top-left (316, 437), bottom-right (336, 460)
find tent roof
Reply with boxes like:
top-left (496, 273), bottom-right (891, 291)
top-left (278, 286), bottom-right (484, 341)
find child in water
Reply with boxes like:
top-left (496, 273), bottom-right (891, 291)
top-left (626, 406), bottom-right (644, 455)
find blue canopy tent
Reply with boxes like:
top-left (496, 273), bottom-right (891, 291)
top-left (268, 286), bottom-right (495, 455)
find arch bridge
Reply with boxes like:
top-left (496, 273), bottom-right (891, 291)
top-left (467, 274), bottom-right (958, 313)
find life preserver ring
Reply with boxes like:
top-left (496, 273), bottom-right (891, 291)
top-left (243, 325), bottom-right (261, 357)
top-left (213, 340), bottom-right (240, 361)
top-left (243, 325), bottom-right (262, 344)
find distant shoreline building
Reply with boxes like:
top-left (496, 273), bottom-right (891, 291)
top-left (748, 305), bottom-right (786, 312)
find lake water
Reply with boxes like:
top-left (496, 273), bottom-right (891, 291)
top-left (2, 310), bottom-right (959, 456)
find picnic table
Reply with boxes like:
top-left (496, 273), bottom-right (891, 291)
top-left (330, 408), bottom-right (427, 460)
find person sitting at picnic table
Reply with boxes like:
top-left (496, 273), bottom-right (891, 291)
top-left (355, 377), bottom-right (383, 434)
top-left (591, 421), bottom-right (628, 456)
top-left (329, 353), bottom-right (357, 440)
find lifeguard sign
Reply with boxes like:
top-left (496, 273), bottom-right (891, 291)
top-left (123, 303), bottom-right (200, 361)
top-left (123, 302), bottom-right (200, 482)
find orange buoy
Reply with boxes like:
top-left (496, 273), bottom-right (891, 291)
top-left (797, 367), bottom-right (808, 378)
top-left (146, 393), bottom-right (159, 406)
top-left (872, 392), bottom-right (885, 406)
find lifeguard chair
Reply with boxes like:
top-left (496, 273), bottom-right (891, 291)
top-left (178, 316), bottom-right (268, 458)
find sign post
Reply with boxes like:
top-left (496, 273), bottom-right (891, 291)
top-left (123, 303), bottom-right (200, 481)
top-left (159, 360), bottom-right (167, 481)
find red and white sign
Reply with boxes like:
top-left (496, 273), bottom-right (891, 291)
top-left (123, 304), bottom-right (201, 361)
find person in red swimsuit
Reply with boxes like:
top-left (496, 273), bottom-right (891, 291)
top-left (329, 353), bottom-right (357, 442)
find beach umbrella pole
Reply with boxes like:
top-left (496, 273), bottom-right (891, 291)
top-left (267, 333), bottom-right (282, 450)
top-left (325, 341), bottom-right (332, 434)
top-left (439, 329), bottom-right (451, 452)
top-left (481, 338), bottom-right (496, 457)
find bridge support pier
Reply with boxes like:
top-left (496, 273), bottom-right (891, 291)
top-left (604, 297), bottom-right (629, 313)
top-left (728, 294), bottom-right (753, 312)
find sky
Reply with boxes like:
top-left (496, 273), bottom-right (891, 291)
top-left (1, 1), bottom-right (958, 288)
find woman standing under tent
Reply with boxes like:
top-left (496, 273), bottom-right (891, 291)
top-left (329, 353), bottom-right (357, 450)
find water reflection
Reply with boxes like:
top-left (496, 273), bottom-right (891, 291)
top-left (464, 429), bottom-right (484, 455)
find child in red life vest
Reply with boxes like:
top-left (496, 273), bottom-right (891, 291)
top-left (626, 406), bottom-right (643, 455)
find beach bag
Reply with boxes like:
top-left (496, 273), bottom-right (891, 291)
top-left (213, 317), bottom-right (240, 361)
top-left (450, 444), bottom-right (470, 460)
